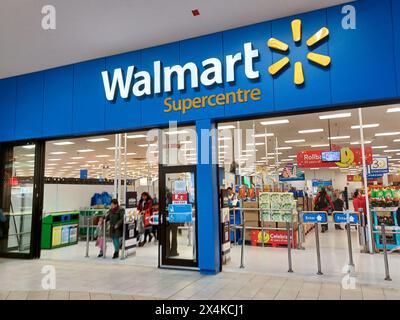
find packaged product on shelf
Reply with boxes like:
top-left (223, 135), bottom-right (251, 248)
top-left (272, 210), bottom-right (282, 221)
top-left (270, 193), bottom-right (282, 210)
top-left (259, 193), bottom-right (271, 207)
top-left (261, 212), bottom-right (272, 222)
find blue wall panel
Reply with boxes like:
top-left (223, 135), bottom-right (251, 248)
top-left (272, 9), bottom-right (332, 112)
top-left (328, 0), bottom-right (397, 104)
top-left (141, 43), bottom-right (181, 127)
top-left (15, 73), bottom-right (44, 140)
top-left (223, 21), bottom-right (273, 118)
top-left (179, 33), bottom-right (225, 121)
top-left (392, 0), bottom-right (400, 96)
top-left (43, 66), bottom-right (74, 137)
top-left (105, 51), bottom-right (142, 131)
top-left (72, 58), bottom-right (106, 135)
top-left (0, 78), bottom-right (16, 141)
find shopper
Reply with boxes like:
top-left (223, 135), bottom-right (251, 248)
top-left (0, 209), bottom-right (6, 239)
top-left (314, 187), bottom-right (334, 233)
top-left (353, 190), bottom-right (367, 216)
top-left (95, 216), bottom-right (105, 257)
top-left (137, 192), bottom-right (153, 247)
top-left (332, 191), bottom-right (344, 230)
top-left (227, 187), bottom-right (241, 243)
top-left (105, 199), bottom-right (125, 259)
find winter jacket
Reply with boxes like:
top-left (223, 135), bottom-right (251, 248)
top-left (106, 206), bottom-right (125, 237)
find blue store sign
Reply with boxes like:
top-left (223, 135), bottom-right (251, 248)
top-left (168, 204), bottom-right (193, 223)
top-left (333, 212), bottom-right (359, 224)
top-left (302, 212), bottom-right (328, 224)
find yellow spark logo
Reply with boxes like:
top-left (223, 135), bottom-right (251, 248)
top-left (267, 19), bottom-right (331, 86)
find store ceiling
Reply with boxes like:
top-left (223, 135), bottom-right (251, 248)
top-left (0, 0), bottom-right (351, 79)
top-left (13, 103), bottom-right (400, 180)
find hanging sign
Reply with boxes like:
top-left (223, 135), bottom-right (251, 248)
top-left (302, 212), bottom-right (328, 224)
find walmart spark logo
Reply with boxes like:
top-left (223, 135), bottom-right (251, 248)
top-left (267, 19), bottom-right (331, 86)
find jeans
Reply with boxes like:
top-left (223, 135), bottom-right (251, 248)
top-left (112, 235), bottom-right (120, 253)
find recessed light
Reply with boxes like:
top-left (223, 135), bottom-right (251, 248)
top-left (384, 149), bottom-right (400, 153)
top-left (218, 125), bottom-right (235, 130)
top-left (165, 130), bottom-right (189, 135)
top-left (138, 144), bottom-right (157, 147)
top-left (298, 129), bottom-right (324, 134)
top-left (275, 147), bottom-right (292, 150)
top-left (319, 113), bottom-right (351, 120)
top-left (387, 107), bottom-right (400, 113)
top-left (53, 141), bottom-right (75, 146)
top-left (351, 124), bottom-right (380, 129)
top-left (50, 151), bottom-right (67, 155)
top-left (126, 134), bottom-right (147, 139)
top-left (311, 144), bottom-right (329, 148)
top-left (285, 139), bottom-right (305, 143)
top-left (350, 141), bottom-right (372, 145)
top-left (375, 132), bottom-right (400, 137)
top-left (86, 137), bottom-right (110, 142)
top-left (328, 136), bottom-right (350, 140)
top-left (261, 119), bottom-right (289, 125)
top-left (372, 146), bottom-right (388, 149)
top-left (253, 133), bottom-right (274, 138)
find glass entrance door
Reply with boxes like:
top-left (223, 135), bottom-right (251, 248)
top-left (0, 141), bottom-right (44, 258)
top-left (159, 165), bottom-right (198, 268)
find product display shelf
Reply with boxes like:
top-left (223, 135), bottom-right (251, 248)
top-left (41, 211), bottom-right (80, 249)
top-left (371, 207), bottom-right (400, 250)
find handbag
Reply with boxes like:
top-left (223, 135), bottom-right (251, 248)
top-left (137, 215), bottom-right (145, 234)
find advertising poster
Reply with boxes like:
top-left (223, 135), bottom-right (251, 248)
top-left (52, 226), bottom-right (62, 247)
top-left (297, 147), bottom-right (373, 168)
top-left (279, 163), bottom-right (305, 182)
top-left (369, 157), bottom-right (389, 174)
top-left (172, 192), bottom-right (188, 204)
top-left (125, 191), bottom-right (137, 208)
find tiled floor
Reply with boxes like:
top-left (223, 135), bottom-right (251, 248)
top-left (1, 257), bottom-right (400, 300)
top-left (1, 226), bottom-right (400, 300)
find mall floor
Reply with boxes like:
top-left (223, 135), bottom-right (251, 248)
top-left (1, 226), bottom-right (400, 300)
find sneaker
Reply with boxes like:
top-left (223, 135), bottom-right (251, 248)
top-left (112, 252), bottom-right (119, 259)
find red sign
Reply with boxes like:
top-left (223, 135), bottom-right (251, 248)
top-left (172, 192), bottom-right (188, 204)
top-left (8, 177), bottom-right (18, 186)
top-left (297, 147), bottom-right (373, 168)
top-left (251, 230), bottom-right (297, 247)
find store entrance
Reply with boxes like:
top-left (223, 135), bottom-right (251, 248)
top-left (159, 165), bottom-right (198, 269)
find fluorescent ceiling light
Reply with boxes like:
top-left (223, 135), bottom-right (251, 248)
top-left (298, 129), bottom-right (324, 134)
top-left (124, 152), bottom-right (137, 156)
top-left (138, 144), bottom-right (157, 147)
top-left (46, 163), bottom-right (58, 166)
top-left (285, 139), bottom-right (305, 143)
top-left (246, 143), bottom-right (264, 146)
top-left (260, 119), bottom-right (289, 125)
top-left (288, 155), bottom-right (297, 158)
top-left (387, 107), bottom-right (400, 113)
top-left (281, 159), bottom-right (294, 162)
top-left (165, 130), bottom-right (189, 135)
top-left (127, 134), bottom-right (146, 139)
top-left (371, 146), bottom-right (388, 149)
top-left (309, 168), bottom-right (320, 170)
top-left (253, 133), bottom-right (274, 138)
top-left (350, 141), bottom-right (372, 145)
top-left (267, 152), bottom-right (283, 155)
top-left (65, 162), bottom-right (78, 165)
top-left (319, 112), bottom-right (351, 120)
top-left (25, 154), bottom-right (35, 157)
top-left (218, 125), bottom-right (235, 130)
top-left (106, 147), bottom-right (125, 150)
top-left (77, 149), bottom-right (95, 153)
top-left (50, 151), bottom-right (66, 155)
top-left (311, 144), bottom-right (329, 148)
top-left (22, 145), bottom-right (36, 149)
top-left (86, 137), bottom-right (110, 142)
top-left (218, 137), bottom-right (231, 141)
top-left (179, 140), bottom-right (193, 144)
top-left (384, 149), bottom-right (400, 153)
top-left (71, 156), bottom-right (85, 159)
top-left (96, 155), bottom-right (110, 158)
top-left (351, 124), bottom-right (380, 129)
top-left (328, 136), bottom-right (350, 140)
top-left (375, 132), bottom-right (400, 137)
top-left (275, 147), bottom-right (292, 150)
top-left (53, 141), bottom-right (75, 146)
top-left (48, 158), bottom-right (61, 161)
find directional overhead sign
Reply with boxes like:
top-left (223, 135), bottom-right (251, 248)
top-left (302, 212), bottom-right (327, 224)
top-left (333, 212), bottom-right (359, 224)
